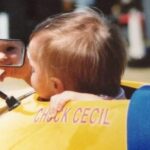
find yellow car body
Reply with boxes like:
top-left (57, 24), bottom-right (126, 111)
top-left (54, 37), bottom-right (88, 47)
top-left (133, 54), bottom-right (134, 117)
top-left (0, 80), bottom-right (148, 150)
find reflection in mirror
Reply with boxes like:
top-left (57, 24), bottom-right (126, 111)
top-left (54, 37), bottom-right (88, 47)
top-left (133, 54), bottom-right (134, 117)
top-left (0, 39), bottom-right (25, 67)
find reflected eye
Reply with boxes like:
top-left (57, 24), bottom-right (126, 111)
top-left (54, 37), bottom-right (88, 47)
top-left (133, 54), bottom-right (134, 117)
top-left (6, 46), bottom-right (16, 53)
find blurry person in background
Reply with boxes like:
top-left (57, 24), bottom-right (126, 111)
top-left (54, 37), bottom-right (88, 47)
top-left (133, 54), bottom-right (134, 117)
top-left (119, 0), bottom-right (150, 67)
top-left (117, 0), bottom-right (150, 67)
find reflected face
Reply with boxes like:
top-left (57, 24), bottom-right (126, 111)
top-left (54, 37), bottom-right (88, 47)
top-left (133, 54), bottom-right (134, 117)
top-left (0, 40), bottom-right (23, 66)
top-left (27, 36), bottom-right (55, 99)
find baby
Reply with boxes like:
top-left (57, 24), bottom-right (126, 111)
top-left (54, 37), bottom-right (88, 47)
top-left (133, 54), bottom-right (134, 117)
top-left (27, 8), bottom-right (126, 116)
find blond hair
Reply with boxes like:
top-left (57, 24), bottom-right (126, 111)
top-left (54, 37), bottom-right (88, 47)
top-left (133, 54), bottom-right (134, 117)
top-left (30, 8), bottom-right (126, 97)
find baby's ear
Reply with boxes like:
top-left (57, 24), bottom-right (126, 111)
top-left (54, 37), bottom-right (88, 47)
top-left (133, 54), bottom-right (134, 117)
top-left (50, 77), bottom-right (64, 94)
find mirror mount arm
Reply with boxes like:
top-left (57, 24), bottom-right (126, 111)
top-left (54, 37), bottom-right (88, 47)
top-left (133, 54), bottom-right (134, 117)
top-left (0, 91), bottom-right (20, 110)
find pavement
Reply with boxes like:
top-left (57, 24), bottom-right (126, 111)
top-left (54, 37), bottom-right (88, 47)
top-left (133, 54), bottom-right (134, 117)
top-left (123, 67), bottom-right (150, 83)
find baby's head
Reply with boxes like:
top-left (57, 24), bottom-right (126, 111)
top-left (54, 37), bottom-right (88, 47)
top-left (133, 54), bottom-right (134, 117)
top-left (28, 8), bottom-right (126, 99)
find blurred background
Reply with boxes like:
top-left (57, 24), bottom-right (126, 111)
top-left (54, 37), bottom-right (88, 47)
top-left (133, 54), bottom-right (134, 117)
top-left (0, 0), bottom-right (150, 83)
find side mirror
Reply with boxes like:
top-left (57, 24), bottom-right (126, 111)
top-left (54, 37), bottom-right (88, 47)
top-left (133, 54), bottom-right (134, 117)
top-left (0, 39), bottom-right (25, 67)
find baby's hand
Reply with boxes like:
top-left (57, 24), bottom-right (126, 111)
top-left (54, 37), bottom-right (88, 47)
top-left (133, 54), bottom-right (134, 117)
top-left (49, 91), bottom-right (75, 118)
top-left (49, 91), bottom-right (101, 118)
